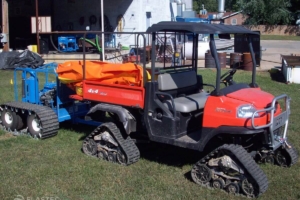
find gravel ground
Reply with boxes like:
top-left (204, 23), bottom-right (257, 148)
top-left (260, 40), bottom-right (300, 70)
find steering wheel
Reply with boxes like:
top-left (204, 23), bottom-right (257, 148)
top-left (220, 69), bottom-right (237, 86)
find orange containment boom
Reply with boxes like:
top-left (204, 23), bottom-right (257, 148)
top-left (57, 60), bottom-right (147, 108)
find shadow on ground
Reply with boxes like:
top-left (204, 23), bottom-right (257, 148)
top-left (269, 69), bottom-right (286, 83)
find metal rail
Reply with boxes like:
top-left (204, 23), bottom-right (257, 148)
top-left (251, 94), bottom-right (290, 149)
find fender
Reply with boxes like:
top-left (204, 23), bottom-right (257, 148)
top-left (87, 103), bottom-right (136, 135)
top-left (198, 126), bottom-right (265, 151)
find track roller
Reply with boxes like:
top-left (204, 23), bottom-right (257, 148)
top-left (1, 108), bottom-right (19, 131)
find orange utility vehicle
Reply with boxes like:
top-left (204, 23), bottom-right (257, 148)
top-left (0, 22), bottom-right (297, 197)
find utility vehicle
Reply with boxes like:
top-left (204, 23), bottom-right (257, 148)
top-left (0, 22), bottom-right (297, 197)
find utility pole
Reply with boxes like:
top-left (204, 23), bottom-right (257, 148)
top-left (35, 0), bottom-right (40, 54)
top-left (2, 0), bottom-right (9, 51)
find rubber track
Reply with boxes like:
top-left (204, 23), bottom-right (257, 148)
top-left (198, 144), bottom-right (268, 197)
top-left (285, 145), bottom-right (298, 166)
top-left (0, 102), bottom-right (59, 139)
top-left (87, 122), bottom-right (140, 165)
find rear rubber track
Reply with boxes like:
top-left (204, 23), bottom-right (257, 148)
top-left (85, 122), bottom-right (140, 165)
top-left (195, 144), bottom-right (268, 198)
top-left (0, 102), bottom-right (59, 139)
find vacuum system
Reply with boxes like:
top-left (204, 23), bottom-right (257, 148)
top-left (212, 0), bottom-right (225, 19)
top-left (174, 0), bottom-right (226, 19)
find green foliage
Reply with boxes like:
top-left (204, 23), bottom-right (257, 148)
top-left (193, 0), bottom-right (299, 24)
top-left (225, 0), bottom-right (240, 12)
top-left (238, 0), bottom-right (293, 25)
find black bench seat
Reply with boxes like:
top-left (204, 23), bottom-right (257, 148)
top-left (158, 70), bottom-right (209, 113)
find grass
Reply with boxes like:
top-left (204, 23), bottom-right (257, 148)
top-left (260, 35), bottom-right (300, 41)
top-left (0, 69), bottom-right (300, 200)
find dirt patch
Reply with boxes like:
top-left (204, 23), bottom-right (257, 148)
top-left (0, 133), bottom-right (15, 141)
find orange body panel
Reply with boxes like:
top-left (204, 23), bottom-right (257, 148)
top-left (82, 80), bottom-right (145, 108)
top-left (203, 88), bottom-right (280, 128)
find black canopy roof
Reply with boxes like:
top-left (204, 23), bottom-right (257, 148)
top-left (146, 21), bottom-right (258, 35)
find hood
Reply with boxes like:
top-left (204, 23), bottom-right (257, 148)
top-left (226, 88), bottom-right (274, 108)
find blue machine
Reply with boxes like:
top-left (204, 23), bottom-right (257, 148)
top-left (58, 36), bottom-right (79, 52)
top-left (13, 63), bottom-right (100, 126)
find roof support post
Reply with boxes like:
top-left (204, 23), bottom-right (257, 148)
top-left (248, 35), bottom-right (258, 87)
top-left (210, 34), bottom-right (220, 95)
top-left (194, 33), bottom-right (199, 71)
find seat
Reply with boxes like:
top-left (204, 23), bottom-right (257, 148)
top-left (163, 91), bottom-right (209, 113)
top-left (158, 70), bottom-right (209, 113)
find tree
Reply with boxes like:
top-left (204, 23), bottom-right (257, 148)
top-left (290, 0), bottom-right (300, 24)
top-left (238, 0), bottom-right (293, 25)
top-left (225, 0), bottom-right (240, 12)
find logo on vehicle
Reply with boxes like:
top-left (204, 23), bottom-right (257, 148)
top-left (88, 89), bottom-right (99, 94)
top-left (87, 89), bottom-right (107, 96)
top-left (215, 108), bottom-right (232, 113)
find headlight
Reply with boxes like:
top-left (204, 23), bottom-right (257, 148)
top-left (237, 105), bottom-right (259, 118)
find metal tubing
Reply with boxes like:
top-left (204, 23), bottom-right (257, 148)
top-left (136, 33), bottom-right (147, 86)
top-left (210, 34), bottom-right (220, 95)
top-left (164, 32), bottom-right (167, 69)
top-left (35, 0), bottom-right (40, 54)
top-left (83, 32), bottom-right (86, 80)
top-left (194, 34), bottom-right (199, 71)
top-left (100, 0), bottom-right (105, 61)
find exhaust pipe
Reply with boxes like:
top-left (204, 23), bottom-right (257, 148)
top-left (212, 0), bottom-right (225, 19)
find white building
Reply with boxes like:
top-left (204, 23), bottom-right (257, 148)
top-left (52, 0), bottom-right (174, 47)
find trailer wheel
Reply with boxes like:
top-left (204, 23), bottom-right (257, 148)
top-left (1, 109), bottom-right (19, 130)
top-left (16, 114), bottom-right (25, 130)
top-left (27, 114), bottom-right (42, 138)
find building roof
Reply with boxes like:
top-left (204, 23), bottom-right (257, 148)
top-left (146, 21), bottom-right (258, 35)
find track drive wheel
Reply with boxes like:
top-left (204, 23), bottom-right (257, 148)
top-left (27, 114), bottom-right (42, 138)
top-left (116, 150), bottom-right (127, 165)
top-left (241, 178), bottom-right (255, 197)
top-left (82, 138), bottom-right (98, 156)
top-left (191, 163), bottom-right (212, 185)
top-left (1, 109), bottom-right (19, 130)
top-left (275, 143), bottom-right (298, 167)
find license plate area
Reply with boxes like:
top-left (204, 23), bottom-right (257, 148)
top-left (273, 111), bottom-right (287, 130)
top-left (273, 125), bottom-right (285, 141)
